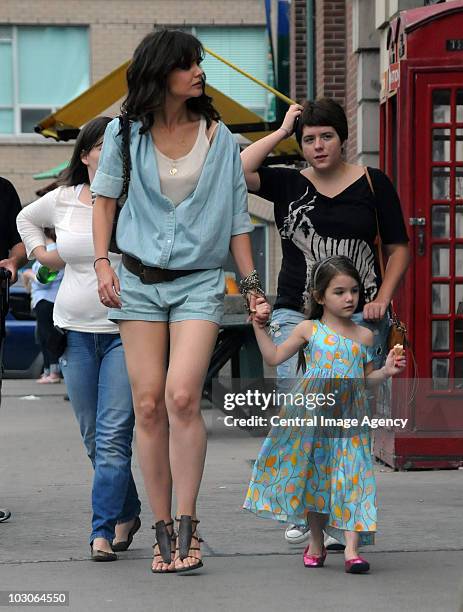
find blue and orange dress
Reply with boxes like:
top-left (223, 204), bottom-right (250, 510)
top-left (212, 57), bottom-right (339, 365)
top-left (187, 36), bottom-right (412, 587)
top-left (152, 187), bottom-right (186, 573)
top-left (244, 320), bottom-right (377, 546)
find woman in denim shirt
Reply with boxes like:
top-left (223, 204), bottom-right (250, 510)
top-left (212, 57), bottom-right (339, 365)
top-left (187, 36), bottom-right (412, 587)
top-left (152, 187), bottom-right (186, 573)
top-left (92, 30), bottom-right (266, 573)
top-left (17, 117), bottom-right (141, 562)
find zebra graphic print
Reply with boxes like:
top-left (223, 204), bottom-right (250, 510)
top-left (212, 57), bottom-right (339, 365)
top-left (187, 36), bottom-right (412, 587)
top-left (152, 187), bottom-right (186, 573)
top-left (280, 189), bottom-right (378, 307)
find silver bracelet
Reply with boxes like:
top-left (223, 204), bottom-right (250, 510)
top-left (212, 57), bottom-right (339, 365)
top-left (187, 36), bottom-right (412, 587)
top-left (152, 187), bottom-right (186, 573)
top-left (279, 126), bottom-right (291, 138)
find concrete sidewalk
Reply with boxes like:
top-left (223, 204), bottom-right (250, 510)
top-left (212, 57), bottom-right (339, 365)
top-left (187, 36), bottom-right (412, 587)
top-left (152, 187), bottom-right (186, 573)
top-left (1, 380), bottom-right (462, 612)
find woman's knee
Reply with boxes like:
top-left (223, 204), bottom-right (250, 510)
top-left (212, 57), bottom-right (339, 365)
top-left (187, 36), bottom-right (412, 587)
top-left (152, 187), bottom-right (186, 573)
top-left (166, 388), bottom-right (199, 421)
top-left (134, 393), bottom-right (167, 429)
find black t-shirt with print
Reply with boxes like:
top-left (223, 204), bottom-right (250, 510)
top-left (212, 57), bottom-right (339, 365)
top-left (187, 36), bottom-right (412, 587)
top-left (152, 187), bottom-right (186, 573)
top-left (255, 166), bottom-right (409, 313)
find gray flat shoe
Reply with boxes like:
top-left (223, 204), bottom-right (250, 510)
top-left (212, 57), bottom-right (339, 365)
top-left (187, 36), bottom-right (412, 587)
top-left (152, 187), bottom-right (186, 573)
top-left (112, 516), bottom-right (141, 552)
top-left (90, 543), bottom-right (117, 562)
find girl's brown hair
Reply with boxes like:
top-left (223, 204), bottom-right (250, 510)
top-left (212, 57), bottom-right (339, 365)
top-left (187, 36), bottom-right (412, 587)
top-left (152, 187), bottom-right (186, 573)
top-left (296, 256), bottom-right (362, 373)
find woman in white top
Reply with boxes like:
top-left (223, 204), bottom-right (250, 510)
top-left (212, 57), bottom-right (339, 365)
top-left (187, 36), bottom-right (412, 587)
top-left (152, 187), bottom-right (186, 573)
top-left (17, 117), bottom-right (141, 561)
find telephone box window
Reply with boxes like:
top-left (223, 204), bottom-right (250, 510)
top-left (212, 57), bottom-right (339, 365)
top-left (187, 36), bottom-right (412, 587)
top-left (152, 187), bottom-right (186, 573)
top-left (433, 89), bottom-right (451, 123)
top-left (456, 207), bottom-right (463, 237)
top-left (432, 245), bottom-right (449, 277)
top-left (455, 321), bottom-right (463, 352)
top-left (456, 285), bottom-right (463, 315)
top-left (432, 167), bottom-right (451, 200)
top-left (432, 358), bottom-right (449, 389)
top-left (432, 206), bottom-right (450, 237)
top-left (432, 321), bottom-right (449, 351)
top-left (432, 128), bottom-right (451, 161)
top-left (432, 284), bottom-right (449, 314)
top-left (457, 90), bottom-right (463, 123)
top-left (456, 246), bottom-right (463, 274)
top-left (456, 169), bottom-right (463, 200)
top-left (456, 129), bottom-right (463, 161)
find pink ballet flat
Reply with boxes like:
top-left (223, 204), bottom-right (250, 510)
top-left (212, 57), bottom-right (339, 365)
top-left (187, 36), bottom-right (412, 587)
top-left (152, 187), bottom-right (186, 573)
top-left (303, 545), bottom-right (327, 568)
top-left (344, 556), bottom-right (370, 574)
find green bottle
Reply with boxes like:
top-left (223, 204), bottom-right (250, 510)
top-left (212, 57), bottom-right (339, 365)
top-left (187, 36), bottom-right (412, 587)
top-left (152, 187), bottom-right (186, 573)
top-left (36, 265), bottom-right (58, 284)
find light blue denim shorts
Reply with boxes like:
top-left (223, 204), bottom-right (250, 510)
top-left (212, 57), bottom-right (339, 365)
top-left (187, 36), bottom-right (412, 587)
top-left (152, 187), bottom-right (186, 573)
top-left (108, 263), bottom-right (225, 325)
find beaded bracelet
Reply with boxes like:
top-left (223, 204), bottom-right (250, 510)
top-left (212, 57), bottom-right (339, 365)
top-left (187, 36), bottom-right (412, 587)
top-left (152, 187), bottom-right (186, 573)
top-left (239, 270), bottom-right (266, 313)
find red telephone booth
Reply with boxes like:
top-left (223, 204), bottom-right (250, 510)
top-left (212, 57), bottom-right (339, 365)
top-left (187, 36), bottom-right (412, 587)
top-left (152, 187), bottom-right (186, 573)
top-left (377, 1), bottom-right (463, 469)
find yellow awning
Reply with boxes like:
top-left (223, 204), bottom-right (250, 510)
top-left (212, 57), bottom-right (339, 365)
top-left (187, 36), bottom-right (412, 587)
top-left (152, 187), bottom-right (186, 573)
top-left (35, 60), bottom-right (300, 156)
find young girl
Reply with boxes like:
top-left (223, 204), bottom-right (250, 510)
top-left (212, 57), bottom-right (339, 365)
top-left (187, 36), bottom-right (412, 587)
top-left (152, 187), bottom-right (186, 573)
top-left (244, 255), bottom-right (406, 574)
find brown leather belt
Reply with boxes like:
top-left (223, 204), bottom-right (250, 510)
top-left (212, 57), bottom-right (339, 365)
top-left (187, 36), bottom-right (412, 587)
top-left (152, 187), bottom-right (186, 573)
top-left (122, 253), bottom-right (206, 284)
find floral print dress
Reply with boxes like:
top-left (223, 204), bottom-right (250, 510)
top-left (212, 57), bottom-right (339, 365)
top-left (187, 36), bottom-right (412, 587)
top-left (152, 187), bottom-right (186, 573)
top-left (244, 320), bottom-right (377, 546)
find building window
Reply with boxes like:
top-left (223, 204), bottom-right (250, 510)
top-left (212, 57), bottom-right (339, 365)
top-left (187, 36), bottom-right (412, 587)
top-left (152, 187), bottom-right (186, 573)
top-left (0, 25), bottom-right (89, 135)
top-left (194, 27), bottom-right (272, 119)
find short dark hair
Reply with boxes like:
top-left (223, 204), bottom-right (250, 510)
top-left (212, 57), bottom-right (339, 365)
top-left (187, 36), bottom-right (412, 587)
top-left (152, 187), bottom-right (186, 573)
top-left (122, 29), bottom-right (220, 134)
top-left (295, 98), bottom-right (348, 147)
top-left (60, 116), bottom-right (112, 187)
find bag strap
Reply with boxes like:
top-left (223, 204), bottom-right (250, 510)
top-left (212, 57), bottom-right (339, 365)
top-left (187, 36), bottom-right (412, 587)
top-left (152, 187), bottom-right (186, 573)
top-left (364, 167), bottom-right (386, 281)
top-left (119, 114), bottom-right (131, 197)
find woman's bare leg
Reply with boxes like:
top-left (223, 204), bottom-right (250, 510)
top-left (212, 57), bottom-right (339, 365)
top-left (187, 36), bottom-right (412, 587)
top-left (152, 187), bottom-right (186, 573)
top-left (119, 320), bottom-right (173, 571)
top-left (165, 319), bottom-right (219, 569)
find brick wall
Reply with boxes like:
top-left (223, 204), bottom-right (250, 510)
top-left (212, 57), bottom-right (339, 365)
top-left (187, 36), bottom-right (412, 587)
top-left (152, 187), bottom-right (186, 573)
top-left (290, 0), bottom-right (307, 103)
top-left (345, 0), bottom-right (358, 162)
top-left (315, 0), bottom-right (347, 106)
top-left (0, 0), bottom-right (266, 203)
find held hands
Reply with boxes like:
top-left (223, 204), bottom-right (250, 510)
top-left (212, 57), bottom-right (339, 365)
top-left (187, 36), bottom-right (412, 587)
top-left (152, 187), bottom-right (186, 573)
top-left (383, 348), bottom-right (407, 378)
top-left (250, 296), bottom-right (271, 328)
top-left (279, 104), bottom-right (304, 138)
top-left (362, 300), bottom-right (389, 321)
top-left (94, 259), bottom-right (121, 308)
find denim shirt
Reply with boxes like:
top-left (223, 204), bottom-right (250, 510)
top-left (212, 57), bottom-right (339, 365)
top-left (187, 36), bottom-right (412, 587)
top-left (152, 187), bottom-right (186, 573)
top-left (91, 118), bottom-right (253, 269)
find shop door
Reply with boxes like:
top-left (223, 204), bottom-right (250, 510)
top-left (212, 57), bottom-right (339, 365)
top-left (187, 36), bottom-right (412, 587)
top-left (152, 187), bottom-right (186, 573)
top-left (413, 72), bottom-right (463, 430)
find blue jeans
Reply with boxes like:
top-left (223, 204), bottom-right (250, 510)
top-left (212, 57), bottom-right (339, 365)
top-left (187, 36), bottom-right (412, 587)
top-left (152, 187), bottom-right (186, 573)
top-left (269, 308), bottom-right (389, 381)
top-left (60, 331), bottom-right (140, 543)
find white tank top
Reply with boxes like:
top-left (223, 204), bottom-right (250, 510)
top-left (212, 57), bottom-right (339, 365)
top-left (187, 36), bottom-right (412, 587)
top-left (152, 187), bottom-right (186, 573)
top-left (154, 117), bottom-right (212, 206)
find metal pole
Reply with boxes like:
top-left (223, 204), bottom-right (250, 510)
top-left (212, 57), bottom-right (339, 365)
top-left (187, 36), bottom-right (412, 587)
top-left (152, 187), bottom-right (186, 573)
top-left (204, 46), bottom-right (296, 106)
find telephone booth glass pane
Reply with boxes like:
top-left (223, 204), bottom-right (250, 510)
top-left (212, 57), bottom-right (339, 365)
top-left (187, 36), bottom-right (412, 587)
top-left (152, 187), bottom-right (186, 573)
top-left (456, 246), bottom-right (463, 273)
top-left (432, 358), bottom-right (449, 389)
top-left (432, 321), bottom-right (449, 351)
top-left (432, 167), bottom-right (450, 200)
top-left (432, 284), bottom-right (449, 313)
top-left (433, 90), bottom-right (451, 123)
top-left (432, 129), bottom-right (451, 161)
top-left (457, 90), bottom-right (463, 123)
top-left (455, 358), bottom-right (463, 387)
top-left (432, 245), bottom-right (449, 276)
top-left (456, 129), bottom-right (463, 161)
top-left (455, 321), bottom-right (463, 352)
top-left (456, 169), bottom-right (463, 200)
top-left (456, 284), bottom-right (463, 314)
top-left (457, 207), bottom-right (463, 237)
top-left (432, 206), bottom-right (450, 237)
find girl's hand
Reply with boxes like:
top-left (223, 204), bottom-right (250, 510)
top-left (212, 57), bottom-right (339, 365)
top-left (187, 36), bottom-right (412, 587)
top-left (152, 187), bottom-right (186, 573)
top-left (252, 296), bottom-right (271, 328)
top-left (95, 259), bottom-right (121, 308)
top-left (280, 104), bottom-right (304, 137)
top-left (363, 299), bottom-right (389, 321)
top-left (383, 348), bottom-right (406, 377)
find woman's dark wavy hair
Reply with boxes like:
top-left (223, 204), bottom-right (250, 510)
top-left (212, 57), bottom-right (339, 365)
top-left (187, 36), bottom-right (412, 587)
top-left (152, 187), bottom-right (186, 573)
top-left (296, 255), bottom-right (362, 373)
top-left (121, 29), bottom-right (220, 133)
top-left (295, 97), bottom-right (348, 147)
top-left (60, 116), bottom-right (112, 187)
